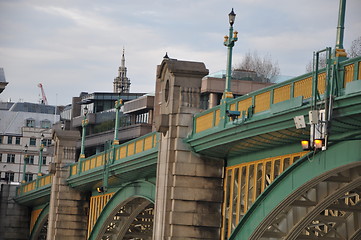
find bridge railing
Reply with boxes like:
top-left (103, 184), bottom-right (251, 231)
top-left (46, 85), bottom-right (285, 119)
top-left (69, 131), bottom-right (159, 176)
top-left (193, 56), bottom-right (361, 135)
top-left (17, 174), bottom-right (53, 197)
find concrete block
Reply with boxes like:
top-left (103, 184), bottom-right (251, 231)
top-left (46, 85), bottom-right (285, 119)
top-left (172, 161), bottom-right (223, 178)
top-left (56, 220), bottom-right (87, 229)
top-left (176, 113), bottom-right (194, 127)
top-left (54, 228), bottom-right (87, 237)
top-left (195, 163), bottom-right (223, 178)
top-left (56, 191), bottom-right (84, 201)
top-left (176, 125), bottom-right (191, 138)
top-left (55, 213), bottom-right (88, 222)
top-left (171, 186), bottom-right (223, 202)
top-left (170, 209), bottom-right (220, 227)
top-left (57, 199), bottom-right (84, 208)
top-left (172, 162), bottom-right (197, 176)
top-left (171, 224), bottom-right (219, 239)
top-left (170, 212), bottom-right (194, 225)
top-left (171, 200), bottom-right (197, 212)
top-left (173, 175), bottom-right (223, 189)
top-left (193, 213), bottom-right (221, 227)
top-left (174, 138), bottom-right (191, 151)
top-left (56, 206), bottom-right (82, 215)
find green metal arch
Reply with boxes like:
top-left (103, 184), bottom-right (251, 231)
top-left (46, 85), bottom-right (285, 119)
top-left (88, 180), bottom-right (156, 240)
top-left (229, 139), bottom-right (361, 240)
top-left (29, 203), bottom-right (49, 240)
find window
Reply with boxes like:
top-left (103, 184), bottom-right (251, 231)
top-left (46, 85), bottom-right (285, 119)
top-left (41, 139), bottom-right (52, 146)
top-left (15, 137), bottom-right (21, 145)
top-left (25, 173), bottom-right (33, 182)
top-left (7, 154), bottom-right (15, 163)
top-left (27, 155), bottom-right (34, 165)
top-left (26, 119), bottom-right (35, 127)
top-left (0, 153), bottom-right (2, 162)
top-left (0, 136), bottom-right (3, 144)
top-left (30, 138), bottom-right (36, 146)
top-left (5, 172), bottom-right (15, 182)
top-left (42, 156), bottom-right (47, 165)
top-left (41, 120), bottom-right (51, 129)
top-left (7, 136), bottom-right (12, 144)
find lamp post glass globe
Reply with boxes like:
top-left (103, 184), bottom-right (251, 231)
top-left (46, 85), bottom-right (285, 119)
top-left (84, 106), bottom-right (88, 116)
top-left (229, 8), bottom-right (236, 26)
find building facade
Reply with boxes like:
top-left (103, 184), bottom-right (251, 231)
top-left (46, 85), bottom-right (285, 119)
top-left (0, 102), bottom-right (60, 186)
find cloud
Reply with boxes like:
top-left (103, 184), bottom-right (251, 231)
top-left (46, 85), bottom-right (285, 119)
top-left (0, 0), bottom-right (360, 106)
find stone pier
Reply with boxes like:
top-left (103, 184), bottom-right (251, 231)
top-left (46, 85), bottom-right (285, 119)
top-left (46, 130), bottom-right (89, 240)
top-left (153, 59), bottom-right (224, 239)
top-left (0, 184), bottom-right (29, 240)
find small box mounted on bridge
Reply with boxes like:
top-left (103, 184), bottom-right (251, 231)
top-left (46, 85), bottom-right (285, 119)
top-left (293, 115), bottom-right (306, 129)
top-left (309, 110), bottom-right (319, 124)
top-left (226, 110), bottom-right (241, 121)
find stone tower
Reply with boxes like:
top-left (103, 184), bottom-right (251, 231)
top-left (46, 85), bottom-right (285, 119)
top-left (113, 49), bottom-right (131, 93)
top-left (153, 58), bottom-right (224, 239)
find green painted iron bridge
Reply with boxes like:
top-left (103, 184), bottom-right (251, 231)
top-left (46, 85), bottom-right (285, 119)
top-left (14, 53), bottom-right (361, 239)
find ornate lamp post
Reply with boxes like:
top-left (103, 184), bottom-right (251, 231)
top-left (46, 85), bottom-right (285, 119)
top-left (79, 106), bottom-right (89, 159)
top-left (113, 99), bottom-right (124, 145)
top-left (100, 98), bottom-right (124, 193)
top-left (22, 144), bottom-right (28, 183)
top-left (223, 8), bottom-right (238, 100)
top-left (38, 134), bottom-right (44, 177)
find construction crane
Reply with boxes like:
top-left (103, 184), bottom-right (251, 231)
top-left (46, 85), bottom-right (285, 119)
top-left (37, 83), bottom-right (48, 105)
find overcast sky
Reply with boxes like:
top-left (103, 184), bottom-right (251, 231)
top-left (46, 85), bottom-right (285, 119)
top-left (0, 0), bottom-right (360, 106)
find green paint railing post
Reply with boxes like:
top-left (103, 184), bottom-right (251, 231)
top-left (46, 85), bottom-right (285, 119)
top-left (325, 47), bottom-right (333, 121)
top-left (312, 51), bottom-right (319, 110)
top-left (222, 8), bottom-right (238, 101)
top-left (113, 99), bottom-right (123, 147)
top-left (101, 98), bottom-right (124, 192)
top-left (103, 141), bottom-right (112, 192)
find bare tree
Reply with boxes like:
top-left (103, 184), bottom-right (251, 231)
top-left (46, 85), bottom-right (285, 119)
top-left (305, 52), bottom-right (327, 73)
top-left (234, 51), bottom-right (280, 83)
top-left (306, 36), bottom-right (361, 73)
top-left (348, 36), bottom-right (361, 58)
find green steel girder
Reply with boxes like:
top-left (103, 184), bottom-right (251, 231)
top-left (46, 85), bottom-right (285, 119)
top-left (88, 180), bottom-right (155, 240)
top-left (14, 185), bottom-right (51, 207)
top-left (229, 139), bottom-right (361, 240)
top-left (67, 148), bottom-right (158, 191)
top-left (187, 91), bottom-right (361, 159)
top-left (188, 108), bottom-right (311, 158)
top-left (29, 203), bottom-right (49, 240)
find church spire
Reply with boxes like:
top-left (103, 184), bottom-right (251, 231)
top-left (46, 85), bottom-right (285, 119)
top-left (113, 48), bottom-right (131, 93)
top-left (121, 48), bottom-right (125, 69)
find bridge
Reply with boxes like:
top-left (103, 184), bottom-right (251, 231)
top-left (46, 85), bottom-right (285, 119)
top-left (10, 0), bottom-right (361, 238)
top-left (13, 52), bottom-right (361, 239)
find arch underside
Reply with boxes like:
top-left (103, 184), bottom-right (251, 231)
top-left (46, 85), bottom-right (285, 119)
top-left (35, 219), bottom-right (48, 240)
top-left (100, 197), bottom-right (154, 240)
top-left (29, 204), bottom-right (49, 240)
top-left (252, 164), bottom-right (361, 240)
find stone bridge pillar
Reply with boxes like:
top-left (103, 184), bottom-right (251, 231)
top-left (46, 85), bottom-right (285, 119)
top-left (47, 130), bottom-right (88, 240)
top-left (153, 58), bottom-right (224, 239)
